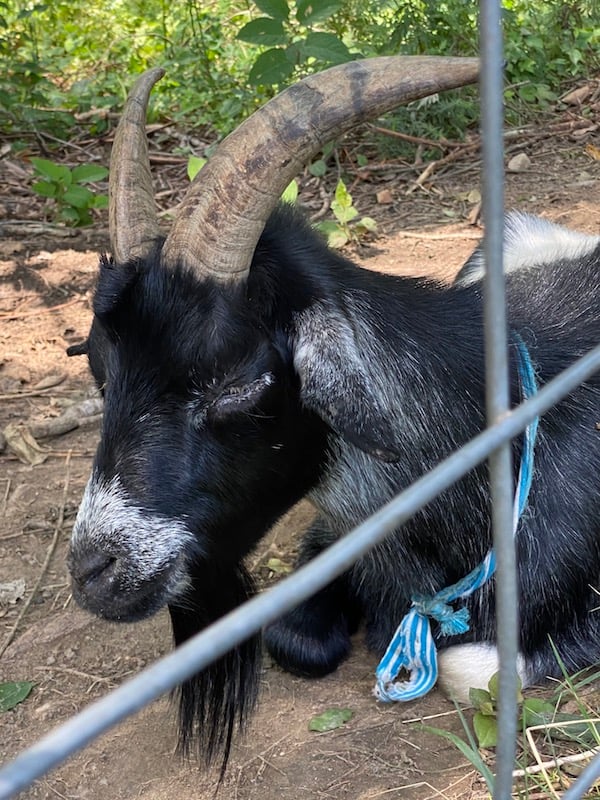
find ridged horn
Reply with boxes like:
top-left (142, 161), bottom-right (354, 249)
top-left (160, 56), bottom-right (479, 283)
top-left (109, 67), bottom-right (164, 265)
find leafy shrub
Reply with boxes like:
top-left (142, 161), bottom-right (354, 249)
top-left (31, 158), bottom-right (108, 226)
top-left (1, 0), bottom-right (598, 154)
top-left (237, 0), bottom-right (356, 86)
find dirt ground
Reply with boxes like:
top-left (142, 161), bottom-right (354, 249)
top-left (1, 115), bottom-right (599, 800)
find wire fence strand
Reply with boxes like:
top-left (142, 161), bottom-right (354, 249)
top-left (1, 343), bottom-right (599, 800)
top-left (1, 4), bottom-right (599, 795)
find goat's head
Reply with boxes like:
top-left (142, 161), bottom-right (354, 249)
top-left (69, 57), bottom-right (478, 622)
top-left (67, 57), bottom-right (479, 764)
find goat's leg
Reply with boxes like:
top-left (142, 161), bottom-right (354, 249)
top-left (264, 518), bottom-right (362, 677)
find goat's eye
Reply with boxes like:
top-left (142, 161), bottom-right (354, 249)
top-left (210, 372), bottom-right (276, 424)
top-left (188, 372), bottom-right (276, 429)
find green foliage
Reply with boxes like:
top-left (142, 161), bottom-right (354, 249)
top-left (31, 158), bottom-right (108, 225)
top-left (0, 681), bottom-right (34, 712)
top-left (425, 667), bottom-right (600, 794)
top-left (237, 0), bottom-right (354, 86)
top-left (317, 179), bottom-right (376, 248)
top-left (308, 707), bottom-right (353, 732)
top-left (187, 155), bottom-right (207, 181)
top-left (0, 0), bottom-right (261, 139)
top-left (1, 0), bottom-right (598, 159)
top-left (281, 178), bottom-right (299, 204)
top-left (502, 0), bottom-right (599, 106)
top-left (423, 709), bottom-right (496, 794)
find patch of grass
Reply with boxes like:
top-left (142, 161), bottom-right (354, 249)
top-left (420, 660), bottom-right (600, 799)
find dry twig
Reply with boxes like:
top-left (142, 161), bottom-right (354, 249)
top-left (0, 452), bottom-right (72, 658)
top-left (511, 747), bottom-right (600, 779)
top-left (0, 296), bottom-right (85, 320)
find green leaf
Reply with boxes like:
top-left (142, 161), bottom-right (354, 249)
top-left (32, 180), bottom-right (57, 198)
top-left (89, 194), bottom-right (108, 209)
top-left (296, 0), bottom-right (342, 25)
top-left (356, 216), bottom-right (377, 233)
top-left (469, 687), bottom-right (493, 711)
top-left (308, 159), bottom-right (327, 177)
top-left (60, 206), bottom-right (82, 225)
top-left (473, 711), bottom-right (498, 748)
top-left (248, 48), bottom-right (294, 86)
top-left (521, 697), bottom-right (557, 720)
top-left (237, 18), bottom-right (287, 46)
top-left (487, 673), bottom-right (499, 700)
top-left (422, 725), bottom-right (495, 793)
top-left (356, 153), bottom-right (368, 168)
top-left (487, 672), bottom-right (522, 704)
top-left (332, 205), bottom-right (358, 225)
top-left (281, 179), bottom-right (298, 204)
top-left (266, 557), bottom-right (293, 573)
top-left (333, 178), bottom-right (352, 207)
top-left (317, 220), bottom-right (349, 249)
top-left (331, 180), bottom-right (358, 225)
top-left (284, 41), bottom-right (303, 65)
top-left (31, 157), bottom-right (71, 185)
top-left (254, 0), bottom-right (289, 22)
top-left (187, 155), bottom-right (207, 181)
top-left (0, 681), bottom-right (34, 712)
top-left (71, 164), bottom-right (108, 183)
top-left (302, 31), bottom-right (351, 64)
top-left (521, 707), bottom-right (599, 746)
top-left (63, 184), bottom-right (94, 208)
top-left (308, 707), bottom-right (353, 732)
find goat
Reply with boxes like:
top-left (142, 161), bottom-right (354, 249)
top-left (67, 57), bottom-right (600, 772)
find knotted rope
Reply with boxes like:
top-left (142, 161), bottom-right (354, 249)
top-left (374, 334), bottom-right (539, 702)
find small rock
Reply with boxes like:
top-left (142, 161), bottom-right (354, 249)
top-left (507, 153), bottom-right (531, 173)
top-left (376, 188), bottom-right (394, 205)
top-left (0, 579), bottom-right (26, 606)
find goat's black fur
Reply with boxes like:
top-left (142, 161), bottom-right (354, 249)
top-left (69, 203), bottom-right (600, 772)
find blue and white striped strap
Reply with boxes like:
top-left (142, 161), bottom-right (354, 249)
top-left (374, 334), bottom-right (538, 703)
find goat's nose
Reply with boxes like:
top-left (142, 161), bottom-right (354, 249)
top-left (70, 551), bottom-right (117, 588)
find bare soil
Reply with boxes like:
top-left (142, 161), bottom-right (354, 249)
top-left (0, 116), bottom-right (599, 800)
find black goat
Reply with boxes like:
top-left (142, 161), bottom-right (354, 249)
top-left (68, 58), bottom-right (600, 772)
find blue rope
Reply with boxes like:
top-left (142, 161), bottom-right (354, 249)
top-left (374, 334), bottom-right (539, 702)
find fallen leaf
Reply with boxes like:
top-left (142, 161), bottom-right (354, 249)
top-left (309, 707), bottom-right (353, 732)
top-left (3, 423), bottom-right (47, 465)
top-left (0, 682), bottom-right (35, 712)
top-left (561, 85), bottom-right (592, 105)
top-left (584, 143), bottom-right (600, 161)
top-left (33, 373), bottom-right (66, 390)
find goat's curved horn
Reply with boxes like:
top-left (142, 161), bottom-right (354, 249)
top-left (109, 67), bottom-right (164, 264)
top-left (160, 56), bottom-right (478, 283)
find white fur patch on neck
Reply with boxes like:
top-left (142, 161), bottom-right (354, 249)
top-left (437, 642), bottom-right (530, 703)
top-left (72, 472), bottom-right (194, 585)
top-left (457, 212), bottom-right (600, 286)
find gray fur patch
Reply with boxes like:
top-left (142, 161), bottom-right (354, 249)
top-left (293, 294), bottom-right (422, 460)
top-left (456, 212), bottom-right (600, 286)
top-left (71, 472), bottom-right (195, 589)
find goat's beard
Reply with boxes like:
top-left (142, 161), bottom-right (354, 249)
top-left (168, 561), bottom-right (260, 779)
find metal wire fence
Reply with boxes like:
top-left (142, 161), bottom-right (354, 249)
top-left (1, 1), bottom-right (599, 797)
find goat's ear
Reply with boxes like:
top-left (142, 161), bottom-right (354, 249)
top-left (293, 307), bottom-right (402, 463)
top-left (66, 340), bottom-right (89, 357)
